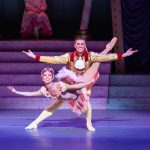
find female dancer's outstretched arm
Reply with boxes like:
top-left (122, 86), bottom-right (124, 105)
top-left (7, 86), bottom-right (42, 96)
top-left (8, 82), bottom-right (94, 97)
top-left (65, 80), bottom-right (94, 90)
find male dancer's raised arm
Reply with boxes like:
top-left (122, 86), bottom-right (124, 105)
top-left (22, 50), bottom-right (69, 64)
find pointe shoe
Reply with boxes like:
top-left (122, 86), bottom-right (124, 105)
top-left (106, 37), bottom-right (117, 50)
top-left (86, 123), bottom-right (96, 132)
top-left (25, 122), bottom-right (37, 130)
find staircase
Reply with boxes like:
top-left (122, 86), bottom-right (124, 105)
top-left (0, 40), bottom-right (110, 109)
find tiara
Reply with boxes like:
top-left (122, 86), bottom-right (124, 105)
top-left (41, 67), bottom-right (55, 80)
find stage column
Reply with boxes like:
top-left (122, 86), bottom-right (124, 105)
top-left (111, 0), bottom-right (125, 73)
top-left (78, 0), bottom-right (93, 38)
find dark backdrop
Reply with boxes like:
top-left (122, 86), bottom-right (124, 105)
top-left (122, 0), bottom-right (150, 73)
top-left (0, 0), bottom-right (112, 40)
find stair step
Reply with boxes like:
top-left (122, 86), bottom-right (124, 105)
top-left (0, 52), bottom-right (69, 63)
top-left (0, 74), bottom-right (109, 86)
top-left (0, 40), bottom-right (108, 52)
top-left (108, 98), bottom-right (150, 109)
top-left (0, 63), bottom-right (111, 74)
top-left (0, 98), bottom-right (107, 109)
top-left (109, 86), bottom-right (150, 98)
top-left (110, 75), bottom-right (150, 86)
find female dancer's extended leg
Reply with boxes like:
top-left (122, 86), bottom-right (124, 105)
top-left (25, 99), bottom-right (64, 129)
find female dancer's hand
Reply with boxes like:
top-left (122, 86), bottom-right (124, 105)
top-left (7, 86), bottom-right (16, 93)
top-left (22, 50), bottom-right (36, 59)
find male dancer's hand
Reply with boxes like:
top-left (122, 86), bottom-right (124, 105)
top-left (122, 48), bottom-right (138, 57)
top-left (22, 50), bottom-right (36, 59)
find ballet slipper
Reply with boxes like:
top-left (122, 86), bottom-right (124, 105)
top-left (25, 122), bottom-right (37, 130)
top-left (106, 37), bottom-right (117, 50)
top-left (25, 110), bottom-right (53, 130)
top-left (86, 123), bottom-right (96, 132)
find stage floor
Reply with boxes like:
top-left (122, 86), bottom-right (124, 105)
top-left (0, 109), bottom-right (150, 150)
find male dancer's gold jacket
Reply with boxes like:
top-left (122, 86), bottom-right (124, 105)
top-left (36, 51), bottom-right (122, 75)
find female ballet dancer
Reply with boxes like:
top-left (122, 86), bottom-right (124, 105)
top-left (8, 65), bottom-right (98, 130)
top-left (8, 60), bottom-right (104, 130)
